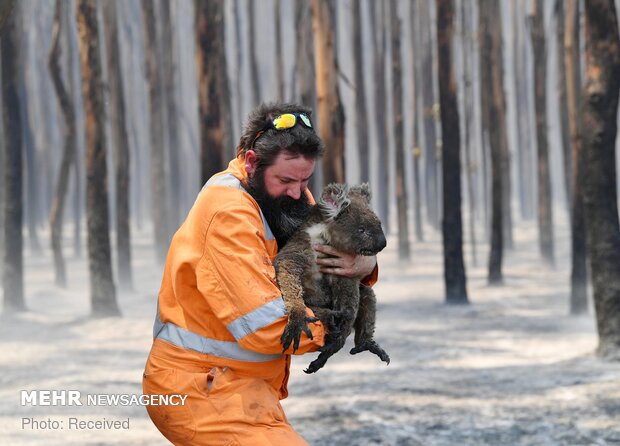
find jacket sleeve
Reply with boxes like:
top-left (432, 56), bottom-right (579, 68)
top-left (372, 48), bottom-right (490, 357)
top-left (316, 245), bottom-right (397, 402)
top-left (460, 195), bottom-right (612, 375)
top-left (197, 202), bottom-right (325, 355)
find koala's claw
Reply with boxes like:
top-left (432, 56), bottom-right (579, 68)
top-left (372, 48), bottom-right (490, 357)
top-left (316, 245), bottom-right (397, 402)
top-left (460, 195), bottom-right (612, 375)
top-left (281, 316), bottom-right (319, 353)
top-left (350, 339), bottom-right (390, 364)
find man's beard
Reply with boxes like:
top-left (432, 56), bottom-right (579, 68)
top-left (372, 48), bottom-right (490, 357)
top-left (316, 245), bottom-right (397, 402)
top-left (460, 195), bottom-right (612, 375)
top-left (246, 168), bottom-right (311, 249)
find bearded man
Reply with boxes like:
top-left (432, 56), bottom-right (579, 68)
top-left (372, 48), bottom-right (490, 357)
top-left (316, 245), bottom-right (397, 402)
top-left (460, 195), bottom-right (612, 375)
top-left (143, 103), bottom-right (378, 445)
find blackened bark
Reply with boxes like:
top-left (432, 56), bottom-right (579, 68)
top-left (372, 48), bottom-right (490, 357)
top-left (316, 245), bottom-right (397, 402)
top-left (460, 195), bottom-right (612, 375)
top-left (48, 0), bottom-right (77, 287)
top-left (76, 0), bottom-right (120, 317)
top-left (437, 0), bottom-right (468, 304)
top-left (582, 0), bottom-right (620, 358)
top-left (369, 0), bottom-right (389, 229)
top-left (531, 1), bottom-right (555, 265)
top-left (410, 0), bottom-right (424, 242)
top-left (390, 0), bottom-right (409, 261)
top-left (2, 0), bottom-right (25, 313)
top-left (311, 0), bottom-right (346, 185)
top-left (352, 0), bottom-right (370, 184)
top-left (247, 0), bottom-right (261, 106)
top-left (274, 0), bottom-right (284, 100)
top-left (555, 0), bottom-right (573, 215)
top-left (480, 0), bottom-right (504, 284)
top-left (141, 0), bottom-right (169, 264)
top-left (420, 0), bottom-right (439, 230)
top-left (564, 0), bottom-right (588, 315)
top-left (103, 0), bottom-right (132, 291)
top-left (195, 0), bottom-right (226, 184)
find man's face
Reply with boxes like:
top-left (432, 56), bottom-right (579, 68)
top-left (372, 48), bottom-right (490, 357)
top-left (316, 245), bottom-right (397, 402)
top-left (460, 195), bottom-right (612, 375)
top-left (246, 151), bottom-right (315, 248)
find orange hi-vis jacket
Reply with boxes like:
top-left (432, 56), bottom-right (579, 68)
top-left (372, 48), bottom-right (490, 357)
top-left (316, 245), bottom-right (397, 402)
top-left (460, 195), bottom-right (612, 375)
top-left (143, 156), bottom-right (378, 445)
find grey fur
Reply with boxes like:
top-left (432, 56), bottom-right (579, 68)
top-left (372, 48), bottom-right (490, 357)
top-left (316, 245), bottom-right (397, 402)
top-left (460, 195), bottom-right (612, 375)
top-left (275, 183), bottom-right (390, 373)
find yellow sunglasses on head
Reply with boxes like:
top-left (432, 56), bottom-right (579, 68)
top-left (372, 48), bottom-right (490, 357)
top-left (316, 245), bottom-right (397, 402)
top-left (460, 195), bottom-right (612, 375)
top-left (251, 113), bottom-right (314, 149)
top-left (270, 112), bottom-right (313, 130)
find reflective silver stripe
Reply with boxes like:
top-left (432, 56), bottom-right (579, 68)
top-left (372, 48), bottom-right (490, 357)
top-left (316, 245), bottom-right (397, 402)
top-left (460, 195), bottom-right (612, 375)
top-left (227, 298), bottom-right (287, 341)
top-left (203, 173), bottom-right (275, 241)
top-left (153, 310), bottom-right (282, 362)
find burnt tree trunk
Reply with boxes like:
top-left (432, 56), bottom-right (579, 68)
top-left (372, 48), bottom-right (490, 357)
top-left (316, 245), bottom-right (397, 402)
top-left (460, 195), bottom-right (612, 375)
top-left (555, 0), bottom-right (573, 215)
top-left (247, 0), bottom-right (261, 106)
top-left (76, 0), bottom-right (120, 317)
top-left (410, 0), bottom-right (424, 242)
top-left (274, 0), bottom-right (284, 100)
top-left (141, 0), bottom-right (169, 264)
top-left (420, 0), bottom-right (440, 230)
top-left (460, 0), bottom-right (476, 265)
top-left (311, 0), bottom-right (345, 185)
top-left (390, 0), bottom-right (409, 261)
top-left (480, 0), bottom-right (504, 284)
top-left (294, 0), bottom-right (321, 195)
top-left (103, 0), bottom-right (132, 291)
top-left (437, 0), bottom-right (468, 304)
top-left (582, 0), bottom-right (620, 359)
top-left (48, 0), bottom-right (77, 288)
top-left (195, 0), bottom-right (226, 184)
top-left (565, 0), bottom-right (588, 315)
top-left (531, 1), bottom-right (555, 265)
top-left (352, 0), bottom-right (370, 184)
top-left (369, 0), bottom-right (389, 228)
top-left (160, 1), bottom-right (182, 227)
top-left (2, 0), bottom-right (25, 313)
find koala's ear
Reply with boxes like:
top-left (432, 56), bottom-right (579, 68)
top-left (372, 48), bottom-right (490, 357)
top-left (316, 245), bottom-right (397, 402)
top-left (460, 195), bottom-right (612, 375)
top-left (350, 183), bottom-right (372, 203)
top-left (318, 183), bottom-right (351, 220)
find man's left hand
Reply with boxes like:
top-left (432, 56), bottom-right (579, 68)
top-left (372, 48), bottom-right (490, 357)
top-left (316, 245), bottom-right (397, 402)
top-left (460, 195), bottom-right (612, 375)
top-left (313, 244), bottom-right (377, 280)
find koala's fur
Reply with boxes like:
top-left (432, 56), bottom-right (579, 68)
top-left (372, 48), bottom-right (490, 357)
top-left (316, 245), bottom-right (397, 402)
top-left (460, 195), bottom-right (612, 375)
top-left (274, 183), bottom-right (390, 373)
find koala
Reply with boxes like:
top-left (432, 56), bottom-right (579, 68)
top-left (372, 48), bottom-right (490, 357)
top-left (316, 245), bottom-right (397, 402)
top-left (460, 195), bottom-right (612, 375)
top-left (274, 183), bottom-right (390, 373)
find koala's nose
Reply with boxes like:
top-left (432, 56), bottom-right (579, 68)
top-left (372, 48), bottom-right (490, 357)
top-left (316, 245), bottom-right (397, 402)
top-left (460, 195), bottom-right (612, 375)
top-left (376, 232), bottom-right (387, 252)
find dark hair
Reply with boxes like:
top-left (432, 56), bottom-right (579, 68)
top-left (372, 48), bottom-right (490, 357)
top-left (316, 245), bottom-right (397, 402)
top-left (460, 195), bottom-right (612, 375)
top-left (236, 102), bottom-right (324, 169)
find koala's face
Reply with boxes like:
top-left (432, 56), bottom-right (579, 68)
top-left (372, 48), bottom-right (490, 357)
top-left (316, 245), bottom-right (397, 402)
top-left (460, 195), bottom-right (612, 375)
top-left (328, 195), bottom-right (387, 256)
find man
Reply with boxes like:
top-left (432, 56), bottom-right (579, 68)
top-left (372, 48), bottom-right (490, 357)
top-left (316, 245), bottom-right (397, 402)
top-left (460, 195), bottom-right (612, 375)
top-left (143, 103), bottom-right (378, 445)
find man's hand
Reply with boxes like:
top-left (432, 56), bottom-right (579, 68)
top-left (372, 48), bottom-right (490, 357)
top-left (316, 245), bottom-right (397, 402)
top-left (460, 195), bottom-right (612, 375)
top-left (313, 244), bottom-right (377, 280)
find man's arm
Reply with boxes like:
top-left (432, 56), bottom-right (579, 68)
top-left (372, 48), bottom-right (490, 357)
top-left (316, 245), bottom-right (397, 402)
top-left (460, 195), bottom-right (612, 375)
top-left (197, 203), bottom-right (325, 355)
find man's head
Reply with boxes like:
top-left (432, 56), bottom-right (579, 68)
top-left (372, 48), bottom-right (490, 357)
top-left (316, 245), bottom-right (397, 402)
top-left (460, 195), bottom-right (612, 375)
top-left (239, 102), bottom-right (323, 247)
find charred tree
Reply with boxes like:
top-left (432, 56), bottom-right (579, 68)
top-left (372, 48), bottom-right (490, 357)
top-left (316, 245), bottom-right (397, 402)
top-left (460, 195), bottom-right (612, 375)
top-left (555, 0), bottom-right (572, 214)
top-left (76, 0), bottom-right (120, 317)
top-left (582, 0), bottom-right (620, 358)
top-left (352, 0), bottom-right (369, 184)
top-left (410, 0), bottom-right (424, 242)
top-left (390, 0), bottom-right (409, 261)
top-left (460, 0), bottom-right (476, 264)
top-left (141, 0), bottom-right (169, 264)
top-left (195, 0), bottom-right (227, 184)
top-left (294, 0), bottom-right (320, 195)
top-left (247, 0), bottom-right (261, 106)
top-left (480, 0), bottom-right (504, 284)
top-left (103, 0), bottom-right (133, 291)
top-left (274, 0), bottom-right (284, 100)
top-left (512, 0), bottom-right (534, 220)
top-left (369, 0), bottom-right (389, 228)
top-left (564, 0), bottom-right (588, 315)
top-left (48, 0), bottom-right (77, 287)
top-left (2, 0), bottom-right (25, 313)
top-left (160, 1), bottom-right (182, 227)
top-left (437, 0), bottom-right (468, 304)
top-left (420, 0), bottom-right (440, 230)
top-left (311, 0), bottom-right (346, 184)
top-left (530, 0), bottom-right (555, 265)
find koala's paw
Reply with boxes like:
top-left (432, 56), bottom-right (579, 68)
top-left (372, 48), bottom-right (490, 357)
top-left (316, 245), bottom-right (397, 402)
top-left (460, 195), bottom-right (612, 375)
top-left (350, 339), bottom-right (390, 365)
top-left (281, 312), bottom-right (319, 353)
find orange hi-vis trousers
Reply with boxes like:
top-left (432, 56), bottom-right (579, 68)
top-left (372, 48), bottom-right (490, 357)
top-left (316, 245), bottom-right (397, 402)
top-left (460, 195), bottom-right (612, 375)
top-left (143, 339), bottom-right (309, 445)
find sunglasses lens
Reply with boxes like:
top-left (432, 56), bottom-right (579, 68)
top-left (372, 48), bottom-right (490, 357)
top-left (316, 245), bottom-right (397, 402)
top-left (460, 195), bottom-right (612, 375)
top-left (299, 114), bottom-right (312, 128)
top-left (273, 114), bottom-right (296, 130)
